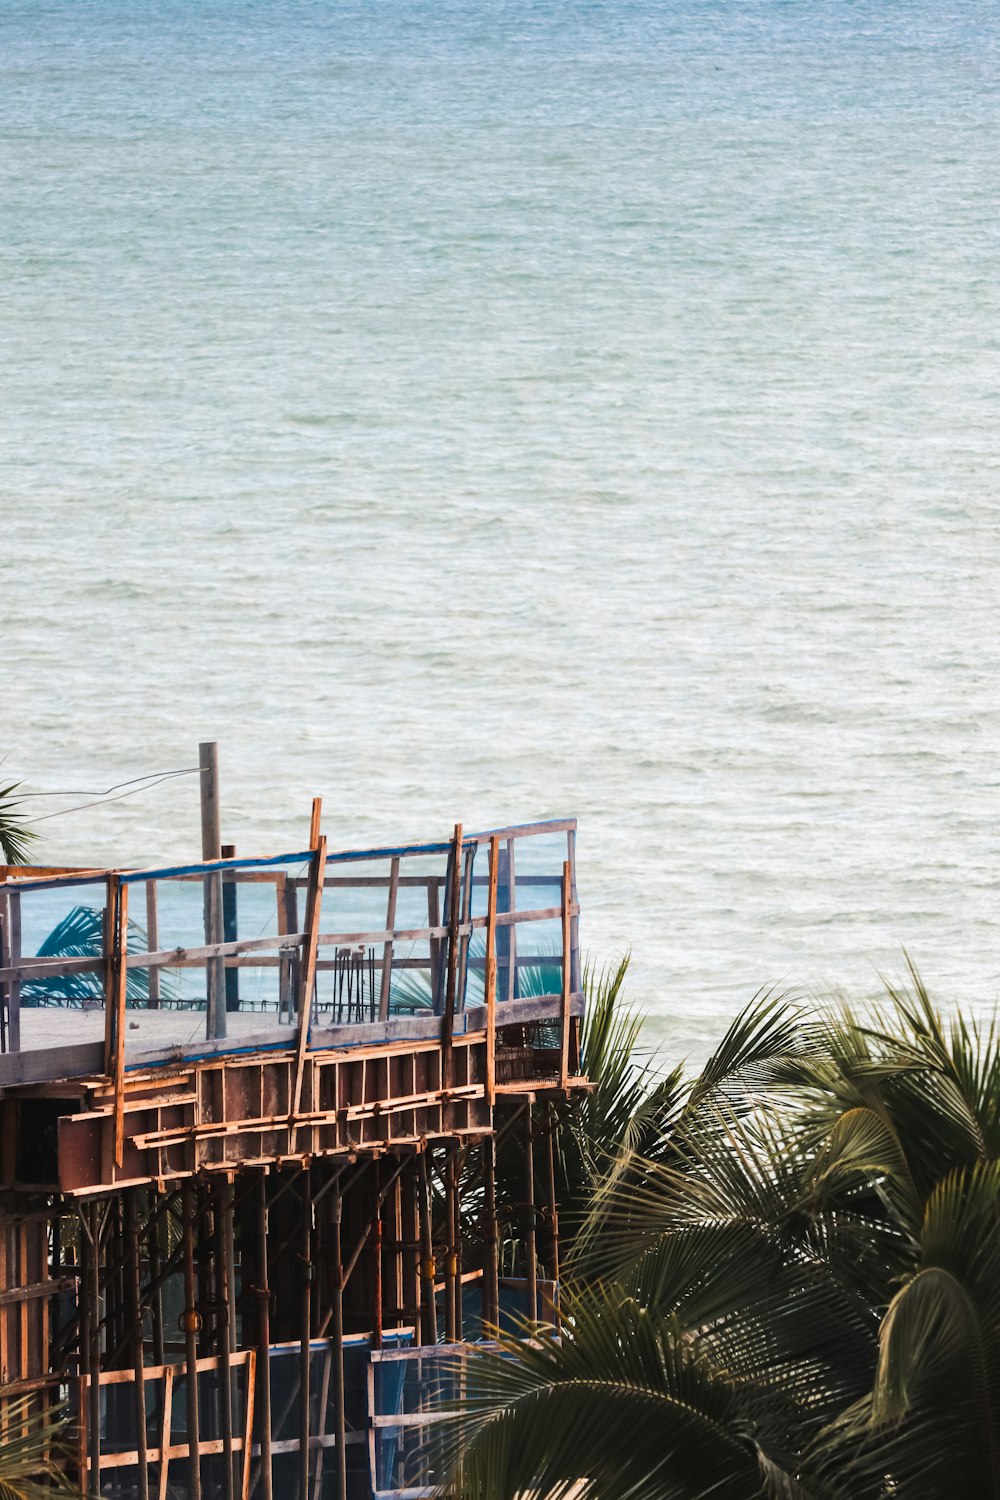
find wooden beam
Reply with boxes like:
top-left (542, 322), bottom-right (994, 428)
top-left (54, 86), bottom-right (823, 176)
top-left (559, 860), bottom-right (572, 1090)
top-left (545, 1102), bottom-right (561, 1333)
top-left (290, 835), bottom-right (328, 1145)
top-left (525, 1107), bottom-right (537, 1325)
top-left (110, 878), bottom-right (129, 1170)
top-left (483, 1135), bottom-right (499, 1333)
top-left (181, 1180), bottom-right (202, 1500)
top-left (485, 837), bottom-right (499, 1107)
top-left (504, 839), bottom-right (517, 1003)
top-left (455, 843), bottom-right (476, 1014)
top-left (417, 1151), bottom-right (437, 1346)
top-left (256, 1176), bottom-right (273, 1500)
top-left (308, 797), bottom-right (323, 852)
top-left (3, 891), bottom-right (20, 1052)
top-left (124, 1192), bottom-right (149, 1500)
top-left (377, 857), bottom-right (400, 1022)
top-left (440, 825), bottom-right (463, 1101)
top-left (145, 881), bottom-right (160, 1009)
top-left (299, 1169), bottom-right (312, 1500)
top-left (330, 1186), bottom-right (347, 1500)
top-left (216, 1179), bottom-right (236, 1500)
top-left (200, 742), bottom-right (226, 1041)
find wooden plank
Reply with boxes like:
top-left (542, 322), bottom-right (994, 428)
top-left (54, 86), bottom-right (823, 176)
top-left (290, 835), bottom-right (327, 1143)
top-left (241, 1349), bottom-right (256, 1500)
top-left (377, 858), bottom-right (400, 1022)
top-left (157, 1365), bottom-right (174, 1500)
top-left (309, 797), bottom-right (323, 852)
top-left (0, 1277), bottom-right (76, 1309)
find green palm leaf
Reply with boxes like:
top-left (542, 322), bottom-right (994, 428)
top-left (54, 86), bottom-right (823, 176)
top-left (0, 1391), bottom-right (77, 1500)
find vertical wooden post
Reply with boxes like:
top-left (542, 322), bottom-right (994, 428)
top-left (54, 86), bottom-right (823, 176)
top-left (405, 1159), bottom-right (421, 1345)
top-left (417, 1152), bottom-right (437, 1345)
top-left (455, 844), bottom-right (476, 1015)
top-left (559, 860), bottom-right (572, 1089)
top-left (83, 1201), bottom-right (102, 1499)
top-left (524, 1108), bottom-right (537, 1325)
top-left (147, 1200), bottom-right (165, 1368)
top-left (377, 857), bottom-right (400, 1021)
top-left (372, 1161), bottom-right (383, 1350)
top-left (291, 807), bottom-right (327, 1145)
top-left (216, 1182), bottom-right (236, 1500)
top-left (199, 741), bottom-right (223, 863)
top-left (453, 1147), bottom-right (463, 1342)
top-left (181, 1181), bottom-right (202, 1500)
top-left (199, 741), bottom-right (226, 1039)
top-left (545, 1103), bottom-right (561, 1332)
top-left (392, 1171), bottom-right (404, 1332)
top-left (256, 1177), bottom-right (273, 1500)
top-left (0, 892), bottom-right (9, 1053)
top-left (483, 1136), bottom-right (499, 1334)
top-left (443, 1146), bottom-right (457, 1344)
top-left (221, 845), bottom-right (240, 1014)
top-left (441, 825), bottom-right (463, 1103)
top-left (504, 840), bottom-right (517, 1003)
top-left (567, 827), bottom-right (580, 993)
top-left (145, 881), bottom-right (160, 1009)
top-left (330, 1187), bottom-right (347, 1500)
top-left (1, 891), bottom-right (21, 1052)
top-left (427, 880), bottom-right (442, 1006)
top-left (299, 1169), bottom-right (312, 1500)
top-left (106, 876), bottom-right (129, 1171)
top-left (125, 1192), bottom-right (150, 1500)
top-left (485, 838), bottom-right (499, 1107)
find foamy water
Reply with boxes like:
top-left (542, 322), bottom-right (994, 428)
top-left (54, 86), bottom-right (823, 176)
top-left (3, 0), bottom-right (1000, 1060)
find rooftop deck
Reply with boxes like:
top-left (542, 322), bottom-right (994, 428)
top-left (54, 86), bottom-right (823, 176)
top-left (0, 817), bottom-right (584, 1192)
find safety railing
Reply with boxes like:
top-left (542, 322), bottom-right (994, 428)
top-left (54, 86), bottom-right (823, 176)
top-left (0, 819), bottom-right (581, 1081)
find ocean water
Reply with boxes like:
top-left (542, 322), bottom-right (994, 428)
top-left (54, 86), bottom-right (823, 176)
top-left (3, 0), bottom-right (1000, 1062)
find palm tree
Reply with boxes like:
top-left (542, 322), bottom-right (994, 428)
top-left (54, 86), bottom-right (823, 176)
top-left (0, 781), bottom-right (36, 866)
top-left (441, 964), bottom-right (1000, 1498)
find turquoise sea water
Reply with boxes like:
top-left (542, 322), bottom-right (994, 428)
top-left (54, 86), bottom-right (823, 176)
top-left (3, 0), bottom-right (1000, 1059)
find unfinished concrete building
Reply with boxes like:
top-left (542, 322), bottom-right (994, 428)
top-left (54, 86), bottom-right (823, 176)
top-left (0, 761), bottom-right (584, 1499)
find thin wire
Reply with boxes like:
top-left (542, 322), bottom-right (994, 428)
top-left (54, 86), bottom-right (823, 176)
top-left (17, 766), bottom-right (203, 800)
top-left (30, 767), bottom-right (202, 823)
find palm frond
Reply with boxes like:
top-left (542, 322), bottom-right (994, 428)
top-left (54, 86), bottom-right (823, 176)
top-left (0, 1391), bottom-right (77, 1500)
top-left (0, 784), bottom-right (37, 867)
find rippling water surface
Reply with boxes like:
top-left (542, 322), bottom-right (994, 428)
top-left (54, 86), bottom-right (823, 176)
top-left (3, 0), bottom-right (1000, 1059)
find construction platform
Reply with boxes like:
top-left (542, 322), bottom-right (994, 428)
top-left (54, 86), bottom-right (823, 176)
top-left (0, 806), bottom-right (584, 1499)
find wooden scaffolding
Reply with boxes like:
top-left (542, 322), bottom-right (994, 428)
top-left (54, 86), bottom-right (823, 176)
top-left (0, 811), bottom-right (585, 1499)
